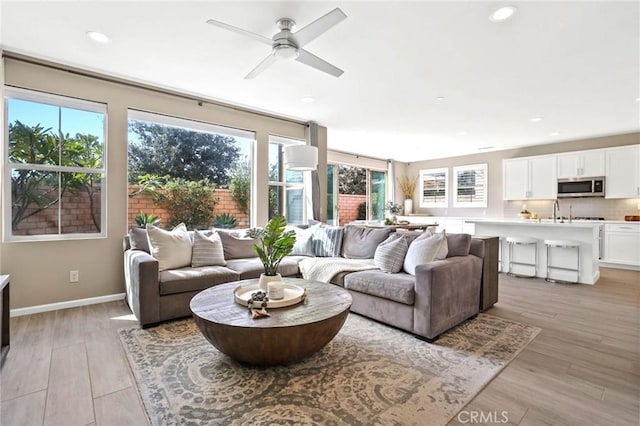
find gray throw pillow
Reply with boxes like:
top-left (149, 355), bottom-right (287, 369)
top-left (312, 225), bottom-right (344, 257)
top-left (342, 225), bottom-right (394, 259)
top-left (191, 230), bottom-right (226, 267)
top-left (129, 228), bottom-right (150, 253)
top-left (374, 234), bottom-right (410, 273)
top-left (403, 230), bottom-right (449, 275)
top-left (218, 230), bottom-right (259, 260)
top-left (446, 233), bottom-right (472, 257)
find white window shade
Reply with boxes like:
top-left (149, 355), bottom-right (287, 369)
top-left (284, 145), bottom-right (318, 171)
top-left (420, 168), bottom-right (448, 208)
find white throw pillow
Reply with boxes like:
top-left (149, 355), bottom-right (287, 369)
top-left (374, 234), bottom-right (410, 273)
top-left (402, 230), bottom-right (448, 276)
top-left (191, 230), bottom-right (226, 267)
top-left (286, 225), bottom-right (317, 256)
top-left (146, 223), bottom-right (192, 271)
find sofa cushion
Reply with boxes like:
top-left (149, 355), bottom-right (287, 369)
top-left (312, 225), bottom-right (344, 257)
top-left (225, 257), bottom-right (301, 279)
top-left (191, 230), bottom-right (226, 267)
top-left (342, 225), bottom-right (394, 259)
top-left (374, 233), bottom-right (410, 273)
top-left (218, 230), bottom-right (259, 260)
top-left (147, 223), bottom-right (192, 271)
top-left (129, 228), bottom-right (150, 253)
top-left (446, 233), bottom-right (472, 257)
top-left (159, 266), bottom-right (240, 295)
top-left (344, 270), bottom-right (415, 305)
top-left (287, 225), bottom-right (316, 256)
top-left (403, 230), bottom-right (448, 275)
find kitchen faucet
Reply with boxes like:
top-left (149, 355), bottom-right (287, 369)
top-left (553, 199), bottom-right (560, 224)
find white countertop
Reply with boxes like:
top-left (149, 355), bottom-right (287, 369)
top-left (465, 219), bottom-right (601, 228)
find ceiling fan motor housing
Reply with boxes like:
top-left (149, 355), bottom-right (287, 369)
top-left (272, 18), bottom-right (299, 59)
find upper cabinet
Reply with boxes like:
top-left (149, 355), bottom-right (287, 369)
top-left (503, 155), bottom-right (557, 200)
top-left (605, 145), bottom-right (640, 199)
top-left (557, 150), bottom-right (605, 178)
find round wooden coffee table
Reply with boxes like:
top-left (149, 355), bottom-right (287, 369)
top-left (190, 278), bottom-right (352, 366)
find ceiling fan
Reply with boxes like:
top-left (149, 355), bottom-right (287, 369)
top-left (206, 8), bottom-right (346, 79)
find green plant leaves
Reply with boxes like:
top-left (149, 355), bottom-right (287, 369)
top-left (246, 215), bottom-right (296, 276)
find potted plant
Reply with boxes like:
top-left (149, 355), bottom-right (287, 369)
top-left (397, 174), bottom-right (418, 215)
top-left (134, 213), bottom-right (160, 228)
top-left (246, 215), bottom-right (297, 292)
top-left (385, 201), bottom-right (403, 225)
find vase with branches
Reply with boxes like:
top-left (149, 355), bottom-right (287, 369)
top-left (397, 174), bottom-right (418, 215)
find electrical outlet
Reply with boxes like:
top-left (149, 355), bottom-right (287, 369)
top-left (69, 270), bottom-right (79, 283)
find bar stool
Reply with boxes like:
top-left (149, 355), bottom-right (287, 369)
top-left (506, 236), bottom-right (538, 278)
top-left (544, 240), bottom-right (580, 284)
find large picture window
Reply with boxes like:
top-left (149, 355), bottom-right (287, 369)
top-left (453, 163), bottom-right (488, 208)
top-left (269, 137), bottom-right (306, 224)
top-left (419, 168), bottom-right (448, 208)
top-left (127, 111), bottom-right (254, 230)
top-left (4, 88), bottom-right (106, 240)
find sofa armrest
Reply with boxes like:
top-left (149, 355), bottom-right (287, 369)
top-left (124, 249), bottom-right (160, 327)
top-left (412, 256), bottom-right (482, 339)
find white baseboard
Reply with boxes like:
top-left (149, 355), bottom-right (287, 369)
top-left (10, 293), bottom-right (126, 317)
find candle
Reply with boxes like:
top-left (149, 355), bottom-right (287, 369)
top-left (268, 281), bottom-right (285, 300)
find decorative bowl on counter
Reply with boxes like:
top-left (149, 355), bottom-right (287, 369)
top-left (518, 213), bottom-right (531, 219)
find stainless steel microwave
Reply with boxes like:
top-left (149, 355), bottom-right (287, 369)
top-left (557, 177), bottom-right (605, 198)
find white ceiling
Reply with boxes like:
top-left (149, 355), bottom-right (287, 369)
top-left (1, 1), bottom-right (639, 162)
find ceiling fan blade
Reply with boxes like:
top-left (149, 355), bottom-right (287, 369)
top-left (206, 19), bottom-right (272, 46)
top-left (245, 54), bottom-right (278, 79)
top-left (293, 8), bottom-right (347, 47)
top-left (296, 49), bottom-right (344, 77)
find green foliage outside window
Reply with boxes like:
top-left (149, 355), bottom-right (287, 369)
top-left (9, 120), bottom-right (103, 232)
top-left (136, 174), bottom-right (219, 230)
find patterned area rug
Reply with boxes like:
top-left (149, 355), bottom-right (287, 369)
top-left (119, 313), bottom-right (540, 425)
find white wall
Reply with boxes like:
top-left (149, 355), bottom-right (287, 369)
top-left (1, 57), bottom-right (327, 309)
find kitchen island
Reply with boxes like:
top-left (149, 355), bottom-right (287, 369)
top-left (467, 219), bottom-right (601, 284)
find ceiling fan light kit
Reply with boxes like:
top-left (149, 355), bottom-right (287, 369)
top-left (207, 8), bottom-right (346, 78)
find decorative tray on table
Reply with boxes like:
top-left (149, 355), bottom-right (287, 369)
top-left (234, 282), bottom-right (306, 308)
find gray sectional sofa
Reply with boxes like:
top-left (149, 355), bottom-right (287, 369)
top-left (123, 225), bottom-right (496, 341)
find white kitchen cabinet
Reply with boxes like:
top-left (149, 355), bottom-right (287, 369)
top-left (602, 223), bottom-right (640, 266)
top-left (557, 150), bottom-right (605, 178)
top-left (503, 155), bottom-right (557, 200)
top-left (605, 145), bottom-right (640, 199)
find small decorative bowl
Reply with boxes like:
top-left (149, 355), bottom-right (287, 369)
top-left (518, 213), bottom-right (532, 219)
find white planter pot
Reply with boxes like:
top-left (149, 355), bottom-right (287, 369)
top-left (404, 199), bottom-right (413, 215)
top-left (258, 273), bottom-right (282, 292)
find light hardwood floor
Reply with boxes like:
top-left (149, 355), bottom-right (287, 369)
top-left (1, 267), bottom-right (638, 425)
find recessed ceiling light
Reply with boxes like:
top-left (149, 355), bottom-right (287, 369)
top-left (529, 117), bottom-right (543, 122)
top-left (490, 6), bottom-right (517, 22)
top-left (478, 146), bottom-right (494, 151)
top-left (457, 131), bottom-right (467, 136)
top-left (436, 96), bottom-right (445, 101)
top-left (301, 97), bottom-right (315, 103)
top-left (550, 131), bottom-right (561, 136)
top-left (86, 31), bottom-right (110, 43)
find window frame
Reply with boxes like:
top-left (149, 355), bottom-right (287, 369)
top-left (4, 87), bottom-right (108, 241)
top-left (452, 163), bottom-right (488, 208)
top-left (419, 167), bottom-right (449, 208)
top-left (268, 136), bottom-right (308, 224)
